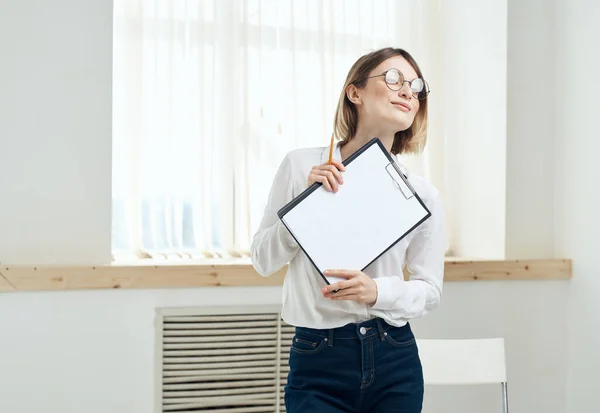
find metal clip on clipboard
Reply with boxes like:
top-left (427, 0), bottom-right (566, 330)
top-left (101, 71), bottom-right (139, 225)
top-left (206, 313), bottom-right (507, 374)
top-left (385, 162), bottom-right (415, 199)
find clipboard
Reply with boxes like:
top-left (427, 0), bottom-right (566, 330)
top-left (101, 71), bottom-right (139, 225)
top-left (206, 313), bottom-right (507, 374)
top-left (277, 137), bottom-right (431, 285)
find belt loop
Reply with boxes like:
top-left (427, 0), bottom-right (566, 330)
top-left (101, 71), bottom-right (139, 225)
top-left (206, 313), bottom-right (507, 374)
top-left (328, 328), bottom-right (334, 347)
top-left (375, 318), bottom-right (385, 341)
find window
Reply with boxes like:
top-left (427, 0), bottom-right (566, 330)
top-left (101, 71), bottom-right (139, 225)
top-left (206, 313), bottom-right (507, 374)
top-left (112, 0), bottom-right (444, 260)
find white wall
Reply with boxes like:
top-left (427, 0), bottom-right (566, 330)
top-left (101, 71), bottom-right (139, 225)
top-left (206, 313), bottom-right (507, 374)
top-left (0, 0), bottom-right (112, 265)
top-left (0, 0), bottom-right (590, 413)
top-left (554, 1), bottom-right (600, 412)
top-left (506, 0), bottom-right (556, 259)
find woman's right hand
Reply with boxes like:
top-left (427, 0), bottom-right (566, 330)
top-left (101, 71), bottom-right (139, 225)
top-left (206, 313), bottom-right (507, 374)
top-left (307, 159), bottom-right (346, 192)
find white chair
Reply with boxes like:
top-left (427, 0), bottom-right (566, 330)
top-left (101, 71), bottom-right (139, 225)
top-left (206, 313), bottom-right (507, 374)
top-left (417, 338), bottom-right (508, 413)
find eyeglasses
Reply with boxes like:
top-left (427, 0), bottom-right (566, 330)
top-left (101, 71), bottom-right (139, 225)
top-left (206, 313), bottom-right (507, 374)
top-left (363, 68), bottom-right (430, 100)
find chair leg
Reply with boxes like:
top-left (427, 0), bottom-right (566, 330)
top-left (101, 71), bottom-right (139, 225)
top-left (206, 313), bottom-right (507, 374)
top-left (502, 382), bottom-right (509, 413)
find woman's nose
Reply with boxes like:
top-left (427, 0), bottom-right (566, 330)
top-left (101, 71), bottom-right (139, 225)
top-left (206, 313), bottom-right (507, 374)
top-left (397, 82), bottom-right (413, 99)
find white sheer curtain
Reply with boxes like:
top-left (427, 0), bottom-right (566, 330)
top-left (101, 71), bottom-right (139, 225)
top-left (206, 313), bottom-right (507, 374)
top-left (112, 0), bottom-right (447, 260)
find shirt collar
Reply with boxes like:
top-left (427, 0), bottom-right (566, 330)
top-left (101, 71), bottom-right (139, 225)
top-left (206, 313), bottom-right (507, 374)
top-left (320, 141), bottom-right (342, 164)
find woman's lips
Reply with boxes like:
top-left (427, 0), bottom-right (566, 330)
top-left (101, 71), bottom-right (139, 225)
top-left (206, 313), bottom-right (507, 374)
top-left (391, 101), bottom-right (411, 112)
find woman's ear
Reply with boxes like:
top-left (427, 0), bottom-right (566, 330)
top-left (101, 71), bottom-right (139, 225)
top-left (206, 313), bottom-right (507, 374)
top-left (346, 84), bottom-right (362, 105)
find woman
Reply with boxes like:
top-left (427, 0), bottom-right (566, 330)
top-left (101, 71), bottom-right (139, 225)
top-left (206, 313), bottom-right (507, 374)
top-left (251, 47), bottom-right (445, 413)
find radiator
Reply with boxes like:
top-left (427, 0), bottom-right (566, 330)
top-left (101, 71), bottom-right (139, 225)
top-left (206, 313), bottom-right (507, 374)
top-left (155, 305), bottom-right (293, 412)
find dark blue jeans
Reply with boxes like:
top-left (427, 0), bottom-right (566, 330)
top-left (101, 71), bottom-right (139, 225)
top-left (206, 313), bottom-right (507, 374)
top-left (285, 318), bottom-right (423, 413)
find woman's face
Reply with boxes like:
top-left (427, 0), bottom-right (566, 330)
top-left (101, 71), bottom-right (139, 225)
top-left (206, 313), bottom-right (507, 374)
top-left (352, 56), bottom-right (421, 133)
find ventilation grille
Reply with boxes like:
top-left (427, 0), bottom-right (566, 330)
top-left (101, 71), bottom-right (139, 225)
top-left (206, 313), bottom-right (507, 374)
top-left (156, 306), bottom-right (294, 413)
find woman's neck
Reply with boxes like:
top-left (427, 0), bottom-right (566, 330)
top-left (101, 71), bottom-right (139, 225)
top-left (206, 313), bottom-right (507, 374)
top-left (340, 127), bottom-right (396, 161)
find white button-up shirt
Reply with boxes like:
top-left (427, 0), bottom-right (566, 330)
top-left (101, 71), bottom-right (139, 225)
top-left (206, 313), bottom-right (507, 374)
top-left (251, 143), bottom-right (445, 329)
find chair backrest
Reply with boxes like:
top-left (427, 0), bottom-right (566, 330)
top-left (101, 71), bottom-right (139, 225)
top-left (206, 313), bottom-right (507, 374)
top-left (416, 338), bottom-right (507, 385)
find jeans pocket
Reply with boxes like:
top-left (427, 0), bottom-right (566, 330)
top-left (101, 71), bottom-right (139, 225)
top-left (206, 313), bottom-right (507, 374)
top-left (290, 333), bottom-right (326, 355)
top-left (383, 327), bottom-right (416, 348)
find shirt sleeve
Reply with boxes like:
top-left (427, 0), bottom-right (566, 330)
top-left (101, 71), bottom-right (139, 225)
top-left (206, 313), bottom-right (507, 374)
top-left (370, 189), bottom-right (445, 319)
top-left (250, 153), bottom-right (300, 277)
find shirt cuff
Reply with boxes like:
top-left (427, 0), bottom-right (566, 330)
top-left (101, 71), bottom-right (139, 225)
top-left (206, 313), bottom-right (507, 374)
top-left (372, 276), bottom-right (407, 310)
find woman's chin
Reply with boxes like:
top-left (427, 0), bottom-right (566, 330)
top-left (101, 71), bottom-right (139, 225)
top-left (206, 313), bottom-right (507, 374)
top-left (392, 121), bottom-right (413, 133)
top-left (386, 116), bottom-right (414, 132)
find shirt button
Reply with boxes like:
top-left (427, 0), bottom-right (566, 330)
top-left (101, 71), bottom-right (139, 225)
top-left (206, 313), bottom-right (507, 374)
top-left (359, 327), bottom-right (367, 335)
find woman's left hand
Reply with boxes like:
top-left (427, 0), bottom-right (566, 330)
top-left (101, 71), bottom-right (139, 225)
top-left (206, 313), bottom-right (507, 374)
top-left (322, 270), bottom-right (378, 306)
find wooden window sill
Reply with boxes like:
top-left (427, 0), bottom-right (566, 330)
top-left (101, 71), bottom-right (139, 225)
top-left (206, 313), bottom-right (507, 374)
top-left (0, 258), bottom-right (572, 293)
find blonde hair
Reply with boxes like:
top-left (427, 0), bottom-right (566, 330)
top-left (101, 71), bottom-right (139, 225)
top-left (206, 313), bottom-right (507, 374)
top-left (333, 47), bottom-right (428, 155)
